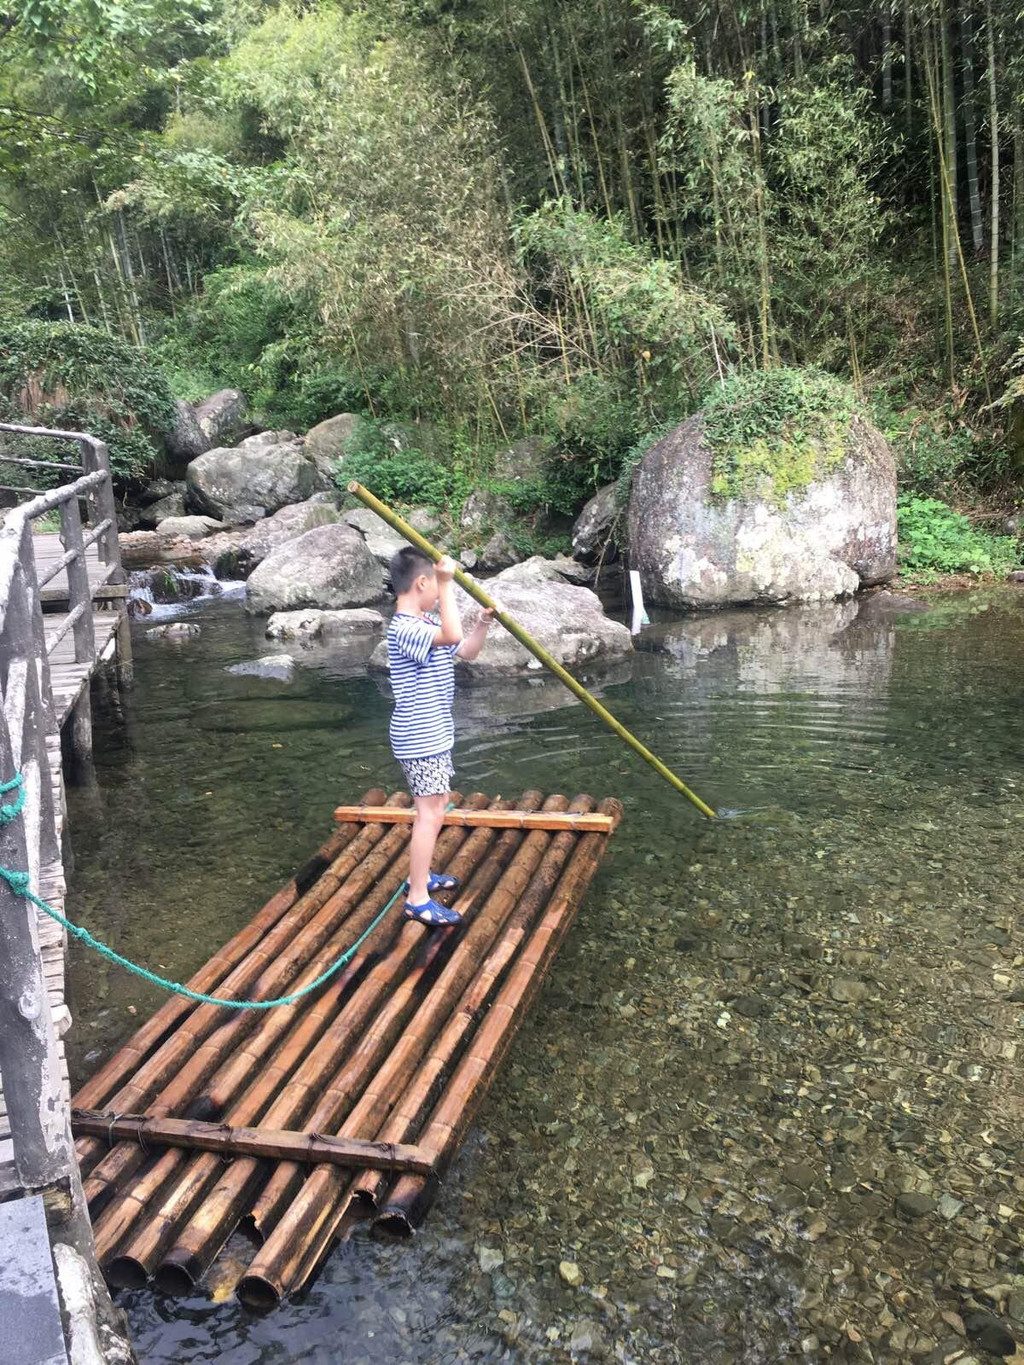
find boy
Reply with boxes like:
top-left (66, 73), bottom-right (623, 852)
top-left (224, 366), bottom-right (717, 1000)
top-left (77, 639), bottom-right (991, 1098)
top-left (387, 547), bottom-right (493, 926)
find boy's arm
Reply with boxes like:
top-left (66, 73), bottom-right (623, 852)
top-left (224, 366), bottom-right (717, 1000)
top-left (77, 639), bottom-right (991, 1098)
top-left (456, 607), bottom-right (494, 661)
top-left (433, 556), bottom-right (463, 647)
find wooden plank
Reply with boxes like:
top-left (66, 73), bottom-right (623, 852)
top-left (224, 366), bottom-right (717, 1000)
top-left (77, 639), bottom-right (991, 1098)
top-left (333, 805), bottom-right (617, 833)
top-left (70, 1111), bottom-right (439, 1177)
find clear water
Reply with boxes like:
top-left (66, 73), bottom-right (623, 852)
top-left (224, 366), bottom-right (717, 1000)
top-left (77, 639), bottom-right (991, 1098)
top-left (63, 588), bottom-right (1024, 1364)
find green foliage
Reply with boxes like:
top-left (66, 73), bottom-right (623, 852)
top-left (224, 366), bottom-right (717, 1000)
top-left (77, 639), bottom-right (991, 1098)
top-left (873, 401), bottom-right (976, 490)
top-left (334, 420), bottom-right (470, 510)
top-left (702, 367), bottom-right (857, 501)
top-left (0, 320), bottom-right (175, 479)
top-left (896, 496), bottom-right (1020, 578)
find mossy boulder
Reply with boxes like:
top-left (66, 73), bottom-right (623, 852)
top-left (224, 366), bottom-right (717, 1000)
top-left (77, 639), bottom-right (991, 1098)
top-left (627, 370), bottom-right (896, 608)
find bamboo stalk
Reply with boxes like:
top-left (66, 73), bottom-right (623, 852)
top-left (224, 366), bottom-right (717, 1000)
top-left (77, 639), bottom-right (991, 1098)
top-left (71, 799), bottom-right (380, 1122)
top-left (94, 799), bottom-right (491, 1283)
top-left (334, 806), bottom-right (615, 833)
top-left (237, 796), bottom-right (585, 1305)
top-left (153, 794), bottom-right (540, 1294)
top-left (72, 1112), bottom-right (436, 1176)
top-left (374, 799), bottom-right (623, 1238)
top-left (346, 484), bottom-right (717, 820)
top-left (343, 798), bottom-right (600, 1224)
top-left (80, 794), bottom-right (415, 1210)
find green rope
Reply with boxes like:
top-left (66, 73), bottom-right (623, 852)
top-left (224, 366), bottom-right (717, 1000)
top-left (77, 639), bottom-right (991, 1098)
top-left (0, 771), bottom-right (405, 1010)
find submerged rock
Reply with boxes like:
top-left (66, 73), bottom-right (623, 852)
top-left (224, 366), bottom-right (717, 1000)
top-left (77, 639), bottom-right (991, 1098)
top-left (146, 623), bottom-right (201, 641)
top-left (187, 440), bottom-right (327, 522)
top-left (226, 654), bottom-right (295, 681)
top-left (266, 608), bottom-right (385, 643)
top-left (245, 522), bottom-right (385, 614)
top-left (627, 412), bottom-right (896, 607)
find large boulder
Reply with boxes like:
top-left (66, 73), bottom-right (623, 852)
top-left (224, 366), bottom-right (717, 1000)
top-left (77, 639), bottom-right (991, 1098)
top-left (494, 435), bottom-right (549, 483)
top-left (141, 491), bottom-right (186, 525)
top-left (304, 413), bottom-right (365, 479)
top-left (627, 413), bottom-right (896, 608)
top-left (195, 389), bottom-right (249, 447)
top-left (164, 399), bottom-right (211, 469)
top-left (186, 441), bottom-right (327, 522)
top-left (573, 484), bottom-right (620, 564)
top-left (372, 563), bottom-right (632, 673)
top-left (201, 496), bottom-right (341, 579)
top-left (156, 515), bottom-right (222, 541)
top-left (245, 522), bottom-right (386, 614)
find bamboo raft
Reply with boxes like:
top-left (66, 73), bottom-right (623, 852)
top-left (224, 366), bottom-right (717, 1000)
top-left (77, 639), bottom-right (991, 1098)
top-left (70, 788), bottom-right (621, 1307)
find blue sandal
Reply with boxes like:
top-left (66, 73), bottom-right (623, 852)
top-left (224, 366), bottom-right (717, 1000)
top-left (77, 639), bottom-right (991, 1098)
top-left (403, 898), bottom-right (463, 927)
top-left (427, 871), bottom-right (461, 893)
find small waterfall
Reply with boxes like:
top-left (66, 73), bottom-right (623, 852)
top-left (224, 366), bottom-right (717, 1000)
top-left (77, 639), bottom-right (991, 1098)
top-left (128, 566), bottom-right (244, 620)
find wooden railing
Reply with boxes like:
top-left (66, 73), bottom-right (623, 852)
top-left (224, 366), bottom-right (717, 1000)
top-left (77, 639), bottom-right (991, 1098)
top-left (0, 423), bottom-right (124, 1191)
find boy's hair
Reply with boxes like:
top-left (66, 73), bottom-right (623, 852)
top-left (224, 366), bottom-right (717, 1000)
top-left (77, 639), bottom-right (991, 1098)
top-left (389, 546), bottom-right (435, 596)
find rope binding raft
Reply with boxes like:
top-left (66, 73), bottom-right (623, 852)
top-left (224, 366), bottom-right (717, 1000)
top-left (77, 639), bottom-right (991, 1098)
top-left (346, 481), bottom-right (718, 819)
top-left (0, 771), bottom-right (405, 1010)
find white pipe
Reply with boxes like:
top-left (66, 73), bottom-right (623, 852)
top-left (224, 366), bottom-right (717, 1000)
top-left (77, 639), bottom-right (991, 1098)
top-left (629, 570), bottom-right (649, 635)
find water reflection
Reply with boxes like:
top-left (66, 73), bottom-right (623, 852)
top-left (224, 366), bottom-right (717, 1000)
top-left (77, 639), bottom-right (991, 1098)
top-left (63, 588), bottom-right (1024, 1364)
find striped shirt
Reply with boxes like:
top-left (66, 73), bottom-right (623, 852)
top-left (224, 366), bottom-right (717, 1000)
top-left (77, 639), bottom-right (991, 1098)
top-left (387, 612), bottom-right (458, 760)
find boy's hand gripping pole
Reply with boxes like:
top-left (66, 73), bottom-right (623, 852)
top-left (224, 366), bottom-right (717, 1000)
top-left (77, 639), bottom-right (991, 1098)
top-left (347, 482), bottom-right (717, 819)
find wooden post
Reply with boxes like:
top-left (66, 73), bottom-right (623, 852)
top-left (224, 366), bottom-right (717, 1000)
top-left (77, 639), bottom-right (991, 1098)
top-left (79, 435), bottom-right (133, 688)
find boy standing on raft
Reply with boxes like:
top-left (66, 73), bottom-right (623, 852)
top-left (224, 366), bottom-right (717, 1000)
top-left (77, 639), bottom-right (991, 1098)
top-left (386, 547), bottom-right (493, 927)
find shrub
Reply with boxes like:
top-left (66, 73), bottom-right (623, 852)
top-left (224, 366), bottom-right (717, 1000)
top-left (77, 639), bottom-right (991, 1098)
top-left (335, 419), bottom-right (470, 510)
top-left (700, 366), bottom-right (858, 501)
top-left (0, 320), bottom-right (175, 481)
top-left (896, 495), bottom-right (1020, 578)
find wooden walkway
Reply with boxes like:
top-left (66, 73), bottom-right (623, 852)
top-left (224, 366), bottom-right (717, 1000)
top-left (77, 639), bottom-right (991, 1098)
top-left (70, 792), bottom-right (621, 1307)
top-left (0, 537), bottom-right (126, 1191)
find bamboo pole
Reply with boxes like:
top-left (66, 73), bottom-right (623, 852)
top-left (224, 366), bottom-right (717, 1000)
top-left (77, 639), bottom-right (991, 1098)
top-left (153, 794), bottom-right (539, 1294)
top-left (237, 796), bottom-right (585, 1305)
top-left (343, 799), bottom-right (602, 1222)
top-left (346, 483), bottom-right (717, 820)
top-left (71, 801), bottom-right (379, 1126)
top-left (72, 1112), bottom-right (436, 1177)
top-left (376, 799), bottom-right (623, 1237)
top-left (80, 795), bottom-right (415, 1210)
top-left (334, 806), bottom-right (616, 833)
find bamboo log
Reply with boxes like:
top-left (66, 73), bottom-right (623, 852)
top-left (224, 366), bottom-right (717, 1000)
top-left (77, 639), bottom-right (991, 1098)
top-left (347, 482), bottom-right (717, 820)
top-left (76, 791), bottom-right (399, 1174)
top-left (249, 792), bottom-right (561, 1243)
top-left (88, 787), bottom-right (458, 1276)
top-left (334, 806), bottom-right (616, 833)
top-left (71, 797), bottom-right (380, 1159)
top-left (155, 794), bottom-right (544, 1294)
top-left (99, 797), bottom-right (493, 1285)
top-left (72, 1112), bottom-right (436, 1177)
top-left (375, 798), bottom-right (624, 1236)
top-left (344, 798), bottom-right (599, 1222)
top-left (93, 941), bottom-right (360, 1281)
top-left (81, 793), bottom-right (416, 1210)
top-left (237, 795), bottom-right (582, 1306)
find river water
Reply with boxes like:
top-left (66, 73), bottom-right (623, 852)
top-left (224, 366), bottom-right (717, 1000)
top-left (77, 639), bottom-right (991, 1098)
top-left (63, 587), bottom-right (1024, 1364)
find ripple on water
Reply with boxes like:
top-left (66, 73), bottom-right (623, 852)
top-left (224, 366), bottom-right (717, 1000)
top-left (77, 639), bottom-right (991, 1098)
top-left (66, 588), bottom-right (1024, 1364)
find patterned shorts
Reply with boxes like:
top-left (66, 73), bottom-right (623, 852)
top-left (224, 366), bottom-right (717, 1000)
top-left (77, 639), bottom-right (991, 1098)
top-left (399, 751), bottom-right (454, 798)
